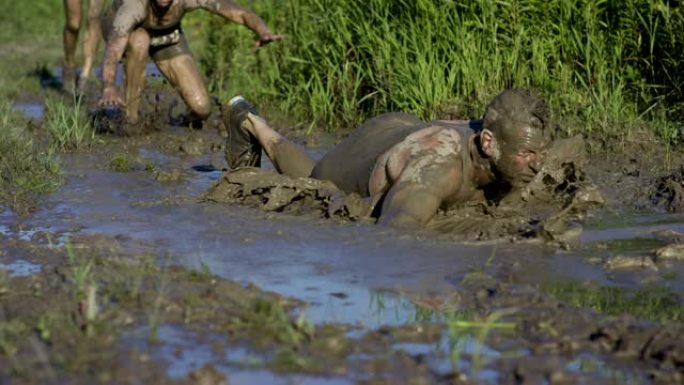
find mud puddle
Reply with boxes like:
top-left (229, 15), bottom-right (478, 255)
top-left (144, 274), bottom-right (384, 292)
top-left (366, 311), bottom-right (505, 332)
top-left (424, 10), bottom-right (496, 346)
top-left (2, 127), bottom-right (683, 321)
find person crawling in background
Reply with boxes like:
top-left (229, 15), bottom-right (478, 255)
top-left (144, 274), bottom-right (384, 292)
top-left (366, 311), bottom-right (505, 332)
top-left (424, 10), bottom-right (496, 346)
top-left (221, 89), bottom-right (550, 228)
top-left (97, 0), bottom-right (283, 131)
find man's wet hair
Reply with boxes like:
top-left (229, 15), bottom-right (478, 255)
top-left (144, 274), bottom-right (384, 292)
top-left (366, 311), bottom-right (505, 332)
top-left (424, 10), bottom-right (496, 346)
top-left (482, 88), bottom-right (549, 139)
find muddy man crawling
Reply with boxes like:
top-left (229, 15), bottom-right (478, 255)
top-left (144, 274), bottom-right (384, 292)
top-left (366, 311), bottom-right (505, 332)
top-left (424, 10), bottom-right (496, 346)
top-left (97, 0), bottom-right (283, 129)
top-left (224, 89), bottom-right (550, 228)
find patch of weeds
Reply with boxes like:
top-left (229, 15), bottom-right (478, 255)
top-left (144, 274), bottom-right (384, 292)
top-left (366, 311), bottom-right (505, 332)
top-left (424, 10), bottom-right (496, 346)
top-left (231, 298), bottom-right (313, 347)
top-left (271, 347), bottom-right (317, 372)
top-left (66, 242), bottom-right (94, 300)
top-left (44, 95), bottom-right (95, 150)
top-left (148, 264), bottom-right (170, 341)
top-left (597, 238), bottom-right (667, 253)
top-left (0, 318), bottom-right (27, 358)
top-left (143, 159), bottom-right (157, 173)
top-left (109, 152), bottom-right (132, 172)
top-left (543, 281), bottom-right (684, 323)
top-left (0, 101), bottom-right (61, 212)
top-left (66, 242), bottom-right (100, 336)
top-left (188, 261), bottom-right (213, 282)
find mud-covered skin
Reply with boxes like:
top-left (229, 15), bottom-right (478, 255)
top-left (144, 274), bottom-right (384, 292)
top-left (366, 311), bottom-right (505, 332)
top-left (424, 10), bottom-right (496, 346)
top-left (99, 0), bottom-right (280, 125)
top-left (370, 124), bottom-right (475, 227)
top-left (63, 0), bottom-right (103, 92)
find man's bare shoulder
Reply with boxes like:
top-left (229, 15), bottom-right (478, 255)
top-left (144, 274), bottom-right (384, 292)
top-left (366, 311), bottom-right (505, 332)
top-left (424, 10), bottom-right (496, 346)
top-left (398, 125), bottom-right (466, 157)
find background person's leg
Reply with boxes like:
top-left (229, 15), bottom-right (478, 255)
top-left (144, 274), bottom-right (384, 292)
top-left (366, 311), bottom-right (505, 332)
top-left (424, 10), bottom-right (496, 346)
top-left (62, 0), bottom-right (81, 91)
top-left (155, 53), bottom-right (211, 128)
top-left (123, 28), bottom-right (150, 124)
top-left (80, 0), bottom-right (103, 82)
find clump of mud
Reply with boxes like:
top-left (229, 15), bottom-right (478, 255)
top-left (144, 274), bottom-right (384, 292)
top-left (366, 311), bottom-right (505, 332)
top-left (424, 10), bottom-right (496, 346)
top-left (205, 135), bottom-right (603, 242)
top-left (203, 168), bottom-right (371, 220)
top-left (651, 165), bottom-right (684, 212)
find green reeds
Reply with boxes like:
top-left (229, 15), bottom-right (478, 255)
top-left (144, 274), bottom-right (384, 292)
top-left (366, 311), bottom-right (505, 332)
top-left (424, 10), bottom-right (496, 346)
top-left (44, 95), bottom-right (95, 150)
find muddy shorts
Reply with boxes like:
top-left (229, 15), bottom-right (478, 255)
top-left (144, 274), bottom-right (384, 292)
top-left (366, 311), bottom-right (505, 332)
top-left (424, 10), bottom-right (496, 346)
top-left (147, 26), bottom-right (190, 61)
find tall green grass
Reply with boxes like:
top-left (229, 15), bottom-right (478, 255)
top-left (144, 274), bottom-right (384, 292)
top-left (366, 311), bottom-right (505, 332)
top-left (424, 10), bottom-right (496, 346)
top-left (196, 0), bottom-right (684, 143)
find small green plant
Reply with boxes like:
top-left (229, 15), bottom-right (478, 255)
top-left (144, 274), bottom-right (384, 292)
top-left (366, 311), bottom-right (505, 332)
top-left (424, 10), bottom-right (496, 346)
top-left (109, 152), bottom-right (132, 172)
top-left (231, 298), bottom-right (313, 347)
top-left (147, 263), bottom-right (170, 341)
top-left (447, 308), bottom-right (517, 379)
top-left (66, 242), bottom-right (94, 301)
top-left (44, 95), bottom-right (95, 150)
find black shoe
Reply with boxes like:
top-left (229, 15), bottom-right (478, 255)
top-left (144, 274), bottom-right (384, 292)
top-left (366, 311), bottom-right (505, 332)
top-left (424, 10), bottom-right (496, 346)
top-left (224, 96), bottom-right (262, 170)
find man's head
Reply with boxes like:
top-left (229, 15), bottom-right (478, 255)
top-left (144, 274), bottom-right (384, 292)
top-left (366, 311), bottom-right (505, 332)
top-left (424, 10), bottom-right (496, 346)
top-left (479, 89), bottom-right (550, 187)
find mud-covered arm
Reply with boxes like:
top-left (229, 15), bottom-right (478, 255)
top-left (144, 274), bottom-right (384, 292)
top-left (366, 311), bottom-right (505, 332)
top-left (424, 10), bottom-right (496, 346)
top-left (378, 157), bottom-right (462, 228)
top-left (99, 2), bottom-right (145, 106)
top-left (190, 0), bottom-right (282, 46)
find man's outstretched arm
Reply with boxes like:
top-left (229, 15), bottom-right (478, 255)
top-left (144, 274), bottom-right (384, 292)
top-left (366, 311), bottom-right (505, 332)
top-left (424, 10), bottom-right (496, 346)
top-left (378, 157), bottom-right (462, 228)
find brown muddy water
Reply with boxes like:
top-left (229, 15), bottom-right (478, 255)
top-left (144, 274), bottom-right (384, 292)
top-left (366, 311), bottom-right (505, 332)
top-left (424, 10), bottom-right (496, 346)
top-left (2, 99), bottom-right (684, 384)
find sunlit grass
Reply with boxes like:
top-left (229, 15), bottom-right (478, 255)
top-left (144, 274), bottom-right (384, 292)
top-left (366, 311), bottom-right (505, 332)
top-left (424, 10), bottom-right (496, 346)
top-left (45, 95), bottom-right (96, 150)
top-left (197, 0), bottom-right (684, 144)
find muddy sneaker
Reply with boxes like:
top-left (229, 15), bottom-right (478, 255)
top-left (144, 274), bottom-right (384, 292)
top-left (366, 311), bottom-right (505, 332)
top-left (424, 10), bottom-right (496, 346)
top-left (224, 95), bottom-right (262, 170)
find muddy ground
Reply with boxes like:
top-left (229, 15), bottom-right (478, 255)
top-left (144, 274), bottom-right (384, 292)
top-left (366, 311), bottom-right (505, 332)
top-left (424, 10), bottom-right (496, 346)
top-left (2, 73), bottom-right (684, 384)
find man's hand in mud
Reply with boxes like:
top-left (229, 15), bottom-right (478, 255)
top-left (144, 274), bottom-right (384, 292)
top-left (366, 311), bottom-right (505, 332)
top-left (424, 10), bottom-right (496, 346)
top-left (255, 33), bottom-right (284, 49)
top-left (98, 85), bottom-right (124, 108)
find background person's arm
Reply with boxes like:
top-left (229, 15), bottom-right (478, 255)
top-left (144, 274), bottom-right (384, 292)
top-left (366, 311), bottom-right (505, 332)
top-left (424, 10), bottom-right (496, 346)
top-left (190, 0), bottom-right (283, 47)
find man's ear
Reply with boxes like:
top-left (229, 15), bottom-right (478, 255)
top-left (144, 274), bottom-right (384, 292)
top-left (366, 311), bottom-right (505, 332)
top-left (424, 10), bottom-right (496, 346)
top-left (480, 129), bottom-right (499, 158)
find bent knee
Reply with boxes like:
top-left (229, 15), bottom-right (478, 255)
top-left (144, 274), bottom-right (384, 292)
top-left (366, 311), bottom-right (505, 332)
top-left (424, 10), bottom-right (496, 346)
top-left (65, 17), bottom-right (81, 33)
top-left (127, 30), bottom-right (150, 55)
top-left (189, 96), bottom-right (212, 119)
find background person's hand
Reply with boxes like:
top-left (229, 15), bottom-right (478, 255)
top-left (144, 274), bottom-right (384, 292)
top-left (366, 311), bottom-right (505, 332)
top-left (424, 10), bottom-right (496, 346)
top-left (98, 85), bottom-right (124, 108)
top-left (255, 33), bottom-right (284, 49)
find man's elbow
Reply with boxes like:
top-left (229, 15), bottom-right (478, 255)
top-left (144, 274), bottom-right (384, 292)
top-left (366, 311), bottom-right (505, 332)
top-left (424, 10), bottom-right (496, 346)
top-left (378, 212), bottom-right (426, 229)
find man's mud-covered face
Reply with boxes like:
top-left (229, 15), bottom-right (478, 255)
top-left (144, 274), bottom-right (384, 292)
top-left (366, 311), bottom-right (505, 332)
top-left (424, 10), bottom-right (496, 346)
top-left (494, 124), bottom-right (548, 187)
